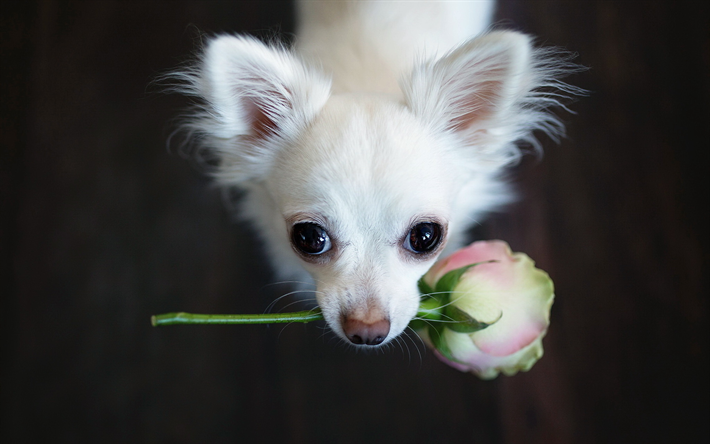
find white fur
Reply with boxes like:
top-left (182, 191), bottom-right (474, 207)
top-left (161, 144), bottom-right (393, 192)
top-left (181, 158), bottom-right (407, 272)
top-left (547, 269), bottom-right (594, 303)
top-left (172, 0), bottom-right (580, 345)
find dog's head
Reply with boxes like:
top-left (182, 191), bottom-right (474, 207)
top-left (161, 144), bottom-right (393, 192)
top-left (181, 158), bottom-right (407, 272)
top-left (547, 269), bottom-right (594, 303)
top-left (181, 32), bottom-right (572, 345)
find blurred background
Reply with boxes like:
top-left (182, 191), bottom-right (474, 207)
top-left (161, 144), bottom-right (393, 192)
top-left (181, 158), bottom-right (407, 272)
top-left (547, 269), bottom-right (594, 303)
top-left (2, 1), bottom-right (708, 443)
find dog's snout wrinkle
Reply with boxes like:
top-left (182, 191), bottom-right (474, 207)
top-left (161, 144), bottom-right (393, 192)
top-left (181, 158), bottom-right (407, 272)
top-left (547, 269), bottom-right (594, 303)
top-left (343, 317), bottom-right (390, 346)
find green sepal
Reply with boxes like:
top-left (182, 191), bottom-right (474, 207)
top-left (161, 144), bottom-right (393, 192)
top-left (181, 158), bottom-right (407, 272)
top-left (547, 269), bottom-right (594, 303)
top-left (428, 322), bottom-right (467, 366)
top-left (409, 296), bottom-right (443, 332)
top-left (443, 305), bottom-right (500, 333)
top-left (408, 318), bottom-right (429, 332)
top-left (418, 276), bottom-right (435, 296)
top-left (428, 322), bottom-right (456, 362)
top-left (434, 260), bottom-right (498, 293)
top-left (417, 296), bottom-right (444, 319)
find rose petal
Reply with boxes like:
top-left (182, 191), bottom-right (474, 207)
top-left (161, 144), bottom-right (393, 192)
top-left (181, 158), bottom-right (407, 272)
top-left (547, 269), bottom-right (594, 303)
top-left (423, 240), bottom-right (512, 288)
top-left (420, 240), bottom-right (554, 378)
top-left (444, 328), bottom-right (547, 379)
top-left (454, 251), bottom-right (554, 356)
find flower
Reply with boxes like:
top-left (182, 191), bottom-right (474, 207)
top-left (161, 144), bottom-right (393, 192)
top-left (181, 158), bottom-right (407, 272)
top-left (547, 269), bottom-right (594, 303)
top-left (415, 240), bottom-right (554, 379)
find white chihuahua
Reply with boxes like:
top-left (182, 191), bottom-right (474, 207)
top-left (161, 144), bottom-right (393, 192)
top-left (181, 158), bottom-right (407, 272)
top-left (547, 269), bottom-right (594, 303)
top-left (175, 0), bottom-right (577, 346)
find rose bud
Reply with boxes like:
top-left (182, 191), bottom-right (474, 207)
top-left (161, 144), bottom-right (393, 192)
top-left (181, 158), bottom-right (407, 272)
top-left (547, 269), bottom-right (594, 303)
top-left (414, 240), bottom-right (554, 379)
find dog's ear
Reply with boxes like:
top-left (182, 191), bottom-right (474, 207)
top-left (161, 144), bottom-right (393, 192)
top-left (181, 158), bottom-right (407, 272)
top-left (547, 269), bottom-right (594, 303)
top-left (190, 36), bottom-right (331, 183)
top-left (403, 31), bottom-right (568, 167)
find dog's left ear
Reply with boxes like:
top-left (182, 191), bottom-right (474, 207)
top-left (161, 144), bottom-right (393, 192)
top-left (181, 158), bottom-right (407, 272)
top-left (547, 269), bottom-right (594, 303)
top-left (403, 31), bottom-right (560, 166)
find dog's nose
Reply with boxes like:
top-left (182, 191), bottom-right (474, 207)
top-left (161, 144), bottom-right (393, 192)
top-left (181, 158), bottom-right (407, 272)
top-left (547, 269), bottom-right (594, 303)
top-left (343, 317), bottom-right (390, 345)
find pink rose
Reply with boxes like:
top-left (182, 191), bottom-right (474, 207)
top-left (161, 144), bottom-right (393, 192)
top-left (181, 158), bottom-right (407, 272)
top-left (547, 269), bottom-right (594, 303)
top-left (415, 240), bottom-right (554, 379)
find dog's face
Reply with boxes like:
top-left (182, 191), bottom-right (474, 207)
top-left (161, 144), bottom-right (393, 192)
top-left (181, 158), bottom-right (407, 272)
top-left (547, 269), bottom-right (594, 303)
top-left (266, 94), bottom-right (463, 344)
top-left (187, 31), bottom-right (567, 346)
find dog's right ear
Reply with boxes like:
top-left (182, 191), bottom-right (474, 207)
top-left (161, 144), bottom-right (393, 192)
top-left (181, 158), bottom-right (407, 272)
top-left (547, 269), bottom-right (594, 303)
top-left (190, 35), bottom-right (331, 184)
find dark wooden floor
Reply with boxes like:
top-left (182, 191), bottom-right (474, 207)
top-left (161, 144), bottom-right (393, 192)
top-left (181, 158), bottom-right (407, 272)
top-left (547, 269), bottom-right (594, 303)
top-left (2, 1), bottom-right (708, 443)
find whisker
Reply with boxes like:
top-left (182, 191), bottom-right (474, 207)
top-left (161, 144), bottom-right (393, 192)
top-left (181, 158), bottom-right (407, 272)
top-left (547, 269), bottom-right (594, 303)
top-left (279, 298), bottom-right (319, 312)
top-left (406, 325), bottom-right (427, 352)
top-left (263, 289), bottom-right (311, 314)
top-left (394, 335), bottom-right (410, 364)
top-left (261, 279), bottom-right (316, 289)
top-left (402, 329), bottom-right (424, 369)
top-left (264, 288), bottom-right (326, 314)
top-left (258, 281), bottom-right (316, 300)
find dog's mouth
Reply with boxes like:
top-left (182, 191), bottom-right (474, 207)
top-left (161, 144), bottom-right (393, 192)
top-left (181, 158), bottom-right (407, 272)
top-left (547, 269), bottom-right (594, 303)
top-left (329, 300), bottom-right (419, 347)
top-left (311, 277), bottom-right (435, 347)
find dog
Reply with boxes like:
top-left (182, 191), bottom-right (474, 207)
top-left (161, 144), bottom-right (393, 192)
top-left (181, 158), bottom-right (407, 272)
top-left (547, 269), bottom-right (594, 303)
top-left (172, 0), bottom-right (578, 347)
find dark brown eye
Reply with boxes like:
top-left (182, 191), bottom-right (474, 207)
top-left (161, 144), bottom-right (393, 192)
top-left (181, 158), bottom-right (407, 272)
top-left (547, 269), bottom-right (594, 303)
top-left (406, 222), bottom-right (442, 254)
top-left (291, 223), bottom-right (331, 255)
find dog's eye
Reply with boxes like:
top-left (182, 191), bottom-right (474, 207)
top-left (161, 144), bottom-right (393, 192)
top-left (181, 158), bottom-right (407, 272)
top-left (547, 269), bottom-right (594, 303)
top-left (405, 222), bottom-right (442, 254)
top-left (291, 223), bottom-right (332, 255)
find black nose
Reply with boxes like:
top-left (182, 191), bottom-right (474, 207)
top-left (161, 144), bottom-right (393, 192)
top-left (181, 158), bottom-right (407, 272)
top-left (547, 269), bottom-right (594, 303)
top-left (343, 318), bottom-right (390, 346)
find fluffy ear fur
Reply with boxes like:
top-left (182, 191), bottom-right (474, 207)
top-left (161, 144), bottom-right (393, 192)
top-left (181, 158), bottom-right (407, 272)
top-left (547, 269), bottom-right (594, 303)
top-left (402, 31), bottom-right (580, 169)
top-left (180, 35), bottom-right (331, 185)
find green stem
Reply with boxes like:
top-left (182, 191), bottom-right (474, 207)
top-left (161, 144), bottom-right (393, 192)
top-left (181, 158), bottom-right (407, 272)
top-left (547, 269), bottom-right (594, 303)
top-left (151, 309), bottom-right (324, 326)
top-left (151, 302), bottom-right (444, 327)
